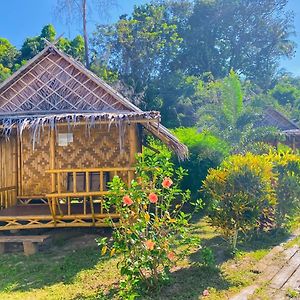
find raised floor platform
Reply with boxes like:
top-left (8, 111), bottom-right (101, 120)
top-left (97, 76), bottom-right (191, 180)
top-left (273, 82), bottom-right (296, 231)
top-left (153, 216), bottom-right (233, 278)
top-left (0, 204), bottom-right (119, 231)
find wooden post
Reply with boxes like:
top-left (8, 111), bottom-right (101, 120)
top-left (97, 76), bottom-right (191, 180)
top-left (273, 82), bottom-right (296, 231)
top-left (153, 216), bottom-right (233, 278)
top-left (129, 124), bottom-right (138, 166)
top-left (90, 196), bottom-right (95, 226)
top-left (99, 171), bottom-right (103, 192)
top-left (73, 172), bottom-right (77, 193)
top-left (86, 172), bottom-right (90, 193)
top-left (23, 241), bottom-right (37, 256)
top-left (50, 129), bottom-right (56, 193)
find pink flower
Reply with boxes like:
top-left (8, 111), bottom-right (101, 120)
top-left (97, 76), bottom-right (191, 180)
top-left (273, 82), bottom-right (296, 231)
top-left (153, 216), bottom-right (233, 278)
top-left (144, 240), bottom-right (155, 250)
top-left (202, 289), bottom-right (209, 296)
top-left (123, 195), bottom-right (133, 206)
top-left (167, 251), bottom-right (176, 261)
top-left (162, 177), bottom-right (173, 189)
top-left (148, 192), bottom-right (158, 204)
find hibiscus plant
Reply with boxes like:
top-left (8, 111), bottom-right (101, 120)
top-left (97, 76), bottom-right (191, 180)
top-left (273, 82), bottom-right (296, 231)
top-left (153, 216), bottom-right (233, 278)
top-left (98, 150), bottom-right (201, 298)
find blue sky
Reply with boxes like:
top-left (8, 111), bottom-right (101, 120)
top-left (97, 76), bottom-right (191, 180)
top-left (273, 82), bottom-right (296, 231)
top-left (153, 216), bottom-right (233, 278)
top-left (0, 0), bottom-right (299, 75)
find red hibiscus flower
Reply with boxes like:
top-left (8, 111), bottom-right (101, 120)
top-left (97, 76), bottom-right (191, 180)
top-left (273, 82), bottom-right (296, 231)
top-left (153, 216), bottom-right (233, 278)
top-left (144, 240), bottom-right (155, 250)
top-left (162, 177), bottom-right (173, 188)
top-left (123, 195), bottom-right (133, 206)
top-left (148, 192), bottom-right (158, 204)
top-left (167, 251), bottom-right (176, 261)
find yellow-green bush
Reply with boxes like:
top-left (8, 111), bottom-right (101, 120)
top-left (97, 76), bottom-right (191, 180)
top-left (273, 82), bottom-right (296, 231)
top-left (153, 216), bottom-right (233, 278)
top-left (268, 152), bottom-right (300, 227)
top-left (203, 153), bottom-right (277, 249)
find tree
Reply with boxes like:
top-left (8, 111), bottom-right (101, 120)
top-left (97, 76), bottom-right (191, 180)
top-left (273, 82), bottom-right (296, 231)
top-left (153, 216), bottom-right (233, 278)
top-left (19, 25), bottom-right (85, 63)
top-left (54, 0), bottom-right (118, 69)
top-left (0, 64), bottom-right (11, 83)
top-left (197, 71), bottom-right (280, 150)
top-left (56, 36), bottom-right (85, 62)
top-left (92, 3), bottom-right (184, 93)
top-left (0, 38), bottom-right (19, 70)
top-left (20, 24), bottom-right (56, 61)
top-left (177, 0), bottom-right (295, 87)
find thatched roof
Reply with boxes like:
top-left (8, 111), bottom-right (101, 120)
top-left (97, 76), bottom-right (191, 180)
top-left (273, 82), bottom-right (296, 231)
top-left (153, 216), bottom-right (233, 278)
top-left (0, 45), bottom-right (187, 159)
top-left (263, 107), bottom-right (300, 131)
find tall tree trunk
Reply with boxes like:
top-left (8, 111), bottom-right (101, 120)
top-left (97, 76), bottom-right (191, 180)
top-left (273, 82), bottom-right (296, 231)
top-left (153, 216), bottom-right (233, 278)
top-left (82, 0), bottom-right (90, 69)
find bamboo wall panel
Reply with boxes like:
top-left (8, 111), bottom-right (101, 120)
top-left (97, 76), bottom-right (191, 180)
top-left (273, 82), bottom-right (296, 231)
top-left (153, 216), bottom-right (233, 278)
top-left (0, 135), bottom-right (17, 189)
top-left (20, 124), bottom-right (138, 195)
top-left (0, 134), bottom-right (17, 208)
top-left (21, 131), bottom-right (51, 195)
top-left (55, 124), bottom-right (131, 191)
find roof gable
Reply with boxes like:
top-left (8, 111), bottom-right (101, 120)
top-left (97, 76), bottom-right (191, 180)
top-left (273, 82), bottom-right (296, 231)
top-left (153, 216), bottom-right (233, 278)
top-left (0, 46), bottom-right (139, 115)
top-left (0, 45), bottom-right (188, 159)
top-left (264, 107), bottom-right (299, 131)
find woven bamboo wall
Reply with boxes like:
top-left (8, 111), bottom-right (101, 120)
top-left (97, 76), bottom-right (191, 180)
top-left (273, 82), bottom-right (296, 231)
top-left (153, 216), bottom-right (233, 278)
top-left (20, 123), bottom-right (137, 195)
top-left (55, 125), bottom-right (130, 169)
top-left (21, 131), bottom-right (51, 195)
top-left (0, 135), bottom-right (17, 189)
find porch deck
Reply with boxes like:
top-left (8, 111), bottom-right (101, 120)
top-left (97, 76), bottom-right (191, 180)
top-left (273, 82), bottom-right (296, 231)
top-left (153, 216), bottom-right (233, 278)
top-left (0, 203), bottom-right (104, 217)
top-left (0, 203), bottom-right (120, 230)
top-left (0, 166), bottom-right (135, 231)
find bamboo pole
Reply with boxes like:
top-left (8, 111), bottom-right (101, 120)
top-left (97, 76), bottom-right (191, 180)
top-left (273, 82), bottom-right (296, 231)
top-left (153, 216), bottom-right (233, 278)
top-left (73, 172), bottom-right (77, 193)
top-left (50, 129), bottom-right (56, 193)
top-left (99, 171), bottom-right (103, 192)
top-left (129, 124), bottom-right (137, 166)
top-left (90, 196), bottom-right (95, 226)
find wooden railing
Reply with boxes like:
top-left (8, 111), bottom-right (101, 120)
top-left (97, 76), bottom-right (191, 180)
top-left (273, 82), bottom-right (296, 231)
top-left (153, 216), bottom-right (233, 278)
top-left (0, 186), bottom-right (17, 210)
top-left (45, 167), bottom-right (135, 223)
top-left (45, 167), bottom-right (135, 197)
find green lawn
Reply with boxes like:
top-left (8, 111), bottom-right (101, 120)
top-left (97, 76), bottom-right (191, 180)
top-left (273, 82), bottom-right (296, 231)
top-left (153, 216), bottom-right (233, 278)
top-left (0, 220), bottom-right (294, 300)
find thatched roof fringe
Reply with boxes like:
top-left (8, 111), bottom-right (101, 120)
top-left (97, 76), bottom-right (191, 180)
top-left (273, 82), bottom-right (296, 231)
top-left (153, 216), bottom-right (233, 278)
top-left (145, 122), bottom-right (188, 161)
top-left (0, 111), bottom-right (160, 150)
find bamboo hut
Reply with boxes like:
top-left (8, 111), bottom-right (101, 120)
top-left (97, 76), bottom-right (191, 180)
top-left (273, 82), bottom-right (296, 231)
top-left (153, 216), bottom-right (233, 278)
top-left (263, 107), bottom-right (300, 151)
top-left (0, 45), bottom-right (187, 231)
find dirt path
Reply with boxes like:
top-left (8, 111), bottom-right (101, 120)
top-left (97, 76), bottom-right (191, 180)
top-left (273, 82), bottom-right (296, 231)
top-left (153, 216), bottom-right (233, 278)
top-left (230, 231), bottom-right (300, 300)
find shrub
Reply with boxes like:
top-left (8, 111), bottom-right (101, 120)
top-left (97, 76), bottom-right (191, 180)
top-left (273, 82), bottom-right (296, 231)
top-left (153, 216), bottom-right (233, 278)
top-left (202, 153), bottom-right (276, 250)
top-left (199, 247), bottom-right (215, 268)
top-left (173, 127), bottom-right (230, 198)
top-left (98, 151), bottom-right (201, 298)
top-left (269, 152), bottom-right (300, 227)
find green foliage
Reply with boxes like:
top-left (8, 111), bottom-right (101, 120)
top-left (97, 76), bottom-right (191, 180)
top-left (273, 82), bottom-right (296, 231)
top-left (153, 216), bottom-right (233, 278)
top-left (0, 64), bottom-right (11, 82)
top-left (173, 127), bottom-right (230, 197)
top-left (269, 152), bottom-right (300, 227)
top-left (92, 3), bottom-right (183, 93)
top-left (57, 35), bottom-right (85, 62)
top-left (222, 70), bottom-right (243, 127)
top-left (197, 71), bottom-right (282, 151)
top-left (0, 38), bottom-right (19, 70)
top-left (89, 61), bottom-right (118, 83)
top-left (0, 24), bottom-right (85, 80)
top-left (177, 0), bottom-right (294, 87)
top-left (20, 24), bottom-right (56, 60)
top-left (199, 247), bottom-right (215, 268)
top-left (203, 153), bottom-right (277, 249)
top-left (98, 151), bottom-right (201, 298)
top-left (269, 82), bottom-right (300, 106)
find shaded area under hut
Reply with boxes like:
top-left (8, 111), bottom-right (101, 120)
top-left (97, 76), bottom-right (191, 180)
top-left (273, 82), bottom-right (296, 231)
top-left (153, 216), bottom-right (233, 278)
top-left (0, 44), bottom-right (187, 231)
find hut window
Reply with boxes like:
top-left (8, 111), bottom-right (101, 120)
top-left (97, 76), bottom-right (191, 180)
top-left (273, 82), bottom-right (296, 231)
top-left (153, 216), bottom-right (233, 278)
top-left (58, 133), bottom-right (73, 146)
top-left (67, 172), bottom-right (110, 192)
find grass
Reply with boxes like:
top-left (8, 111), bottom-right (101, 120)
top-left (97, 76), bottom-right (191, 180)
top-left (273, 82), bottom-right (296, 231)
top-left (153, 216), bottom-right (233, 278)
top-left (0, 219), bottom-right (297, 300)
